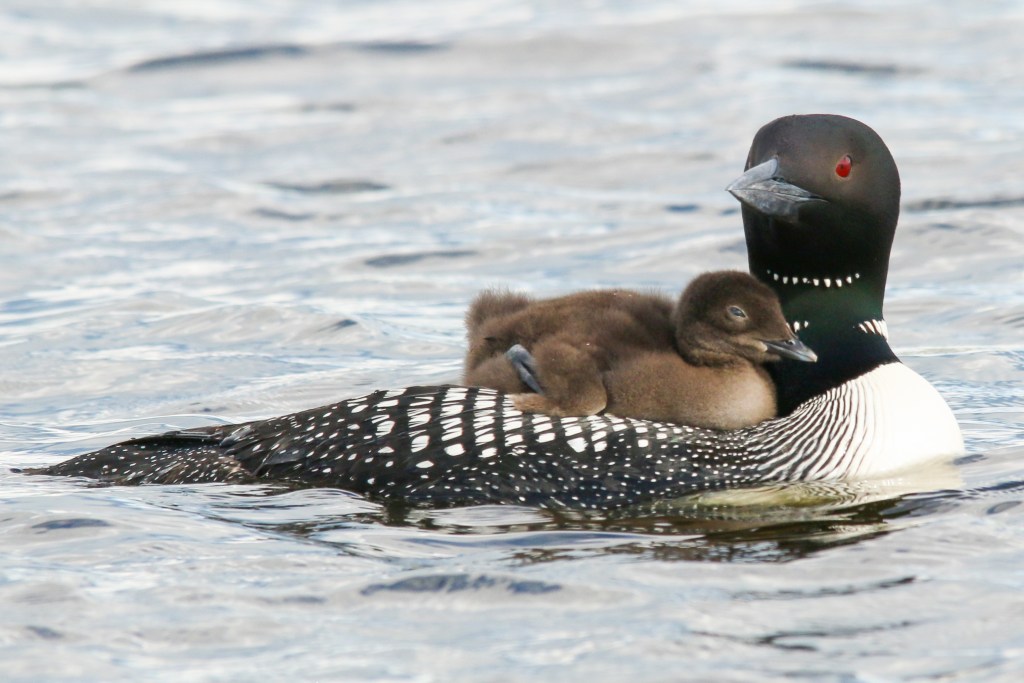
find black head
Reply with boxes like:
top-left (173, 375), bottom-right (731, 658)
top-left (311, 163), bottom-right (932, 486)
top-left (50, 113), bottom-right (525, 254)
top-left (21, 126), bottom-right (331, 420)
top-left (673, 271), bottom-right (816, 365)
top-left (727, 114), bottom-right (900, 321)
top-left (726, 115), bottom-right (902, 413)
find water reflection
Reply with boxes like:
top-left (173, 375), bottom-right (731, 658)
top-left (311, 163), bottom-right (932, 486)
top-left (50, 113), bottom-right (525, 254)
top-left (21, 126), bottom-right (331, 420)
top-left (175, 458), bottom-right (975, 565)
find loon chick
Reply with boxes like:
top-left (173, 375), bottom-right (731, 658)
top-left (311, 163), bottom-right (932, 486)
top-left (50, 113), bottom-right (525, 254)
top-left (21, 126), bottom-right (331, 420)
top-left (463, 271), bottom-right (816, 429)
top-left (37, 114), bottom-right (964, 510)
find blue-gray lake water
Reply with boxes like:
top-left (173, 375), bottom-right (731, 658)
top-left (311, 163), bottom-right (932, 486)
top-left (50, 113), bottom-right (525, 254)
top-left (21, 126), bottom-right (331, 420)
top-left (2, 1), bottom-right (1023, 681)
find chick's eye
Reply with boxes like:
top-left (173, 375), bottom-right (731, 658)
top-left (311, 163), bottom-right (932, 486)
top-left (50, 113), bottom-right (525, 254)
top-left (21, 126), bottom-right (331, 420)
top-left (835, 154), bottom-right (852, 178)
top-left (728, 306), bottom-right (747, 319)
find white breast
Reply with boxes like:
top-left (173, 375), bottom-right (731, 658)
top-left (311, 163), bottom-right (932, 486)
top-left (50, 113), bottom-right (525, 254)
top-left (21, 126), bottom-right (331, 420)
top-left (780, 362), bottom-right (964, 480)
top-left (847, 362), bottom-right (964, 477)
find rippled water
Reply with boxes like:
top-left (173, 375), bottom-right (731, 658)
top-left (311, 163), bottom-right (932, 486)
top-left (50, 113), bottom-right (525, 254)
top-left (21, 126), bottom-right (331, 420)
top-left (2, 1), bottom-right (1023, 681)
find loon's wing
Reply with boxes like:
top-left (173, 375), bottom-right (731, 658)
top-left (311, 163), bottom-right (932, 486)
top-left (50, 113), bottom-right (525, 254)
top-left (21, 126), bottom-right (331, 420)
top-left (39, 385), bottom-right (758, 509)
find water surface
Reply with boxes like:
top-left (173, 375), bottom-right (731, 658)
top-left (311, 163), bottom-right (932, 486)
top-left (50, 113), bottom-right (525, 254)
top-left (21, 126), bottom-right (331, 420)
top-left (1, 2), bottom-right (1023, 681)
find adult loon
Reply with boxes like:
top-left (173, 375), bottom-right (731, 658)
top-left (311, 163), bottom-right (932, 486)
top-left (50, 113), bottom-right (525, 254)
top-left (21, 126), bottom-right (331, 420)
top-left (38, 114), bottom-right (964, 509)
top-left (462, 271), bottom-right (816, 429)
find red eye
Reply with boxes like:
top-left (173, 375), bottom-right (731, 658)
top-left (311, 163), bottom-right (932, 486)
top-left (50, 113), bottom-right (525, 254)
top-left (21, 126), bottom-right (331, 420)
top-left (835, 154), bottom-right (852, 178)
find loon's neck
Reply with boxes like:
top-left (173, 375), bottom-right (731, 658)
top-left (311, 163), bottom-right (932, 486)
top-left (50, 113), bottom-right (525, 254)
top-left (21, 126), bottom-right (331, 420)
top-left (755, 267), bottom-right (897, 414)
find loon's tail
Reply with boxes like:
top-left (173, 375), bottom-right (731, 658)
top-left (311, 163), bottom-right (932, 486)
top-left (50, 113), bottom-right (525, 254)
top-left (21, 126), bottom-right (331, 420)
top-left (36, 425), bottom-right (257, 485)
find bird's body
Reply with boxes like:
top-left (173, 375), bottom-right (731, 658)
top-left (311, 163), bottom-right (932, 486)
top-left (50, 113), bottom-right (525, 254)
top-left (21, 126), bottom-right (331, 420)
top-left (36, 114), bottom-right (964, 508)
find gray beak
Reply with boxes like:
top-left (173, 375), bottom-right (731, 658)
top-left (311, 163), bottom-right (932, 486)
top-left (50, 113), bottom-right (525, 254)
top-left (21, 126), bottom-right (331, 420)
top-left (762, 337), bottom-right (818, 363)
top-left (726, 158), bottom-right (825, 221)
